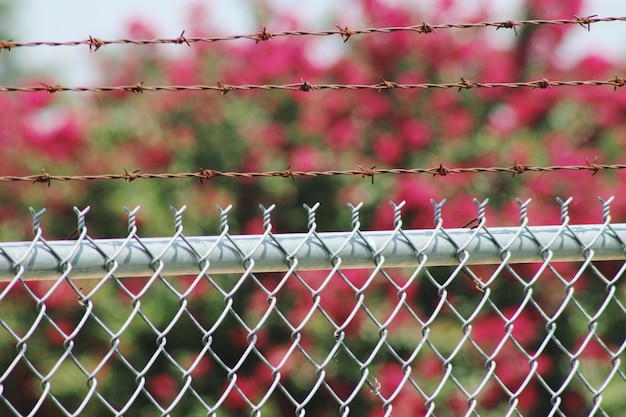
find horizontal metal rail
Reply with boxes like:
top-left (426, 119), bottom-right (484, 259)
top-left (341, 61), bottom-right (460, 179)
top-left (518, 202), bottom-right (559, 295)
top-left (1, 224), bottom-right (624, 281)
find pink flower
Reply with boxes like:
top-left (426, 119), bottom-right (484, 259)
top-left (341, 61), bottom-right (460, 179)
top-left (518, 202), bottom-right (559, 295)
top-left (25, 113), bottom-right (85, 162)
top-left (400, 119), bottom-right (431, 149)
top-left (148, 373), bottom-right (178, 401)
top-left (290, 145), bottom-right (321, 171)
top-left (373, 134), bottom-right (403, 165)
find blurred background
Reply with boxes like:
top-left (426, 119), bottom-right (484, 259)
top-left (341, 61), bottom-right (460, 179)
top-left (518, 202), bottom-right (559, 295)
top-left (0, 1), bottom-right (625, 416)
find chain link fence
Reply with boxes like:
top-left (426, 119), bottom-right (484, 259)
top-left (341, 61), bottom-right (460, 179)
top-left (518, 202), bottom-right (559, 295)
top-left (0, 198), bottom-right (624, 416)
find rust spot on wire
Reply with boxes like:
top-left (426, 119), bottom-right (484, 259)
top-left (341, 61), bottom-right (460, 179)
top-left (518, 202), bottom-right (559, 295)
top-left (586, 157), bottom-right (601, 176)
top-left (512, 161), bottom-right (526, 177)
top-left (433, 164), bottom-right (450, 176)
top-left (377, 77), bottom-right (397, 92)
top-left (88, 36), bottom-right (104, 52)
top-left (41, 83), bottom-right (62, 93)
top-left (574, 15), bottom-right (598, 31)
top-left (256, 27), bottom-right (273, 43)
top-left (0, 40), bottom-right (14, 52)
top-left (32, 169), bottom-right (51, 187)
top-left (418, 22), bottom-right (435, 34)
top-left (359, 165), bottom-right (376, 184)
top-left (336, 25), bottom-right (354, 42)
top-left (458, 78), bottom-right (477, 91)
top-left (496, 20), bottom-right (518, 36)
top-left (216, 81), bottom-right (233, 95)
top-left (175, 31), bottom-right (190, 47)
top-left (123, 168), bottom-right (140, 183)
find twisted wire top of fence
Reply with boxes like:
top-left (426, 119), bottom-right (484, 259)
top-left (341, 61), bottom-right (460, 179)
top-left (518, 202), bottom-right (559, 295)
top-left (0, 15), bottom-right (619, 51)
top-left (2, 195), bottom-right (620, 282)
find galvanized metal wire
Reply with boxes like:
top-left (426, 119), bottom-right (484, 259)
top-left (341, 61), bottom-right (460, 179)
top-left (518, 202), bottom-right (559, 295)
top-left (0, 198), bottom-right (624, 416)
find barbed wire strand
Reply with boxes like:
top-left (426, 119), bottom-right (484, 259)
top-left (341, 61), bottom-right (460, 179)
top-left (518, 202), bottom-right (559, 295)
top-left (11, 161), bottom-right (624, 187)
top-left (3, 76), bottom-right (626, 95)
top-left (0, 15), bottom-right (618, 52)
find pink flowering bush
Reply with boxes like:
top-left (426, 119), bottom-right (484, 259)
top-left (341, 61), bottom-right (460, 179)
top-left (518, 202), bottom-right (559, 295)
top-left (1, 1), bottom-right (625, 416)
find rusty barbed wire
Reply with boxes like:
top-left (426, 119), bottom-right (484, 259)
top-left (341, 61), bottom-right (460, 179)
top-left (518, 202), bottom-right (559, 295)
top-left (0, 15), bottom-right (621, 52)
top-left (2, 76), bottom-right (626, 94)
top-left (8, 161), bottom-right (626, 186)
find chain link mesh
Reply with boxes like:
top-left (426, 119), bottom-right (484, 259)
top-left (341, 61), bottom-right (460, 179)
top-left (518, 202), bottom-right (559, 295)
top-left (0, 198), bottom-right (624, 416)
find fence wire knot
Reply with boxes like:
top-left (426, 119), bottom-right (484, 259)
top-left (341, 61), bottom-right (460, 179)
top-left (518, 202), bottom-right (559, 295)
top-left (129, 81), bottom-right (144, 94)
top-left (433, 164), bottom-right (450, 176)
top-left (256, 27), bottom-right (273, 43)
top-left (216, 81), bottom-right (233, 95)
top-left (336, 25), bottom-right (354, 42)
top-left (418, 22), bottom-right (435, 33)
top-left (123, 168), bottom-right (140, 183)
top-left (41, 83), bottom-right (62, 94)
top-left (535, 78), bottom-right (551, 89)
top-left (377, 77), bottom-right (397, 91)
top-left (458, 78), bottom-right (478, 91)
top-left (198, 168), bottom-right (220, 184)
top-left (359, 165), bottom-right (376, 184)
top-left (32, 169), bottom-right (51, 187)
top-left (612, 75), bottom-right (626, 91)
top-left (175, 30), bottom-right (191, 47)
top-left (574, 14), bottom-right (598, 31)
top-left (586, 157), bottom-right (601, 176)
top-left (512, 161), bottom-right (526, 177)
top-left (88, 36), bottom-right (104, 52)
top-left (281, 165), bottom-right (295, 181)
top-left (496, 20), bottom-right (518, 36)
top-left (0, 40), bottom-right (14, 52)
top-left (299, 80), bottom-right (312, 92)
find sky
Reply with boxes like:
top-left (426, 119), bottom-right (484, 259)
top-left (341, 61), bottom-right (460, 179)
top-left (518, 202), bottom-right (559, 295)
top-left (5, 0), bottom-right (626, 84)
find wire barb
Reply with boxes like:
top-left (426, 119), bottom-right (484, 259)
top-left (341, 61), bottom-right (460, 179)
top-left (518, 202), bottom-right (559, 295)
top-left (458, 78), bottom-right (478, 91)
top-left (359, 165), bottom-right (377, 184)
top-left (586, 157), bottom-right (601, 176)
top-left (88, 36), bottom-right (104, 52)
top-left (535, 78), bottom-right (551, 89)
top-left (496, 20), bottom-right (518, 36)
top-left (574, 14), bottom-right (598, 31)
top-left (433, 164), bottom-right (450, 176)
top-left (41, 83), bottom-right (62, 94)
top-left (612, 75), bottom-right (626, 91)
top-left (512, 161), bottom-right (526, 177)
top-left (418, 22), bottom-right (435, 34)
top-left (336, 25), bottom-right (354, 42)
top-left (123, 168), bottom-right (140, 183)
top-left (32, 169), bottom-right (51, 187)
top-left (0, 40), bottom-right (14, 52)
top-left (175, 30), bottom-right (191, 47)
top-left (256, 27), bottom-right (274, 43)
top-left (377, 77), bottom-right (397, 91)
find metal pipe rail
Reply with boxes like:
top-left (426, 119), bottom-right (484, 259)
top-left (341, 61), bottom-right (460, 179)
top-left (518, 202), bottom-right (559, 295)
top-left (1, 224), bottom-right (624, 281)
